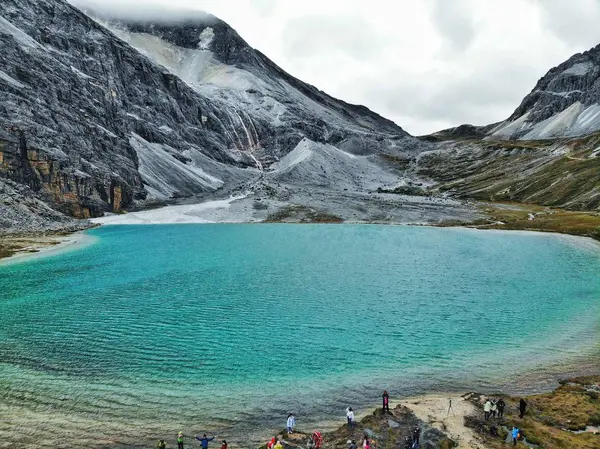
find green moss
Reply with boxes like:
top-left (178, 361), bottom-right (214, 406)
top-left (265, 205), bottom-right (343, 223)
top-left (438, 438), bottom-right (456, 449)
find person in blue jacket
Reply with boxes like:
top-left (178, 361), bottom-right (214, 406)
top-left (195, 434), bottom-right (215, 449)
top-left (511, 427), bottom-right (519, 446)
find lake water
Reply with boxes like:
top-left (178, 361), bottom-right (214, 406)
top-left (1, 224), bottom-right (599, 448)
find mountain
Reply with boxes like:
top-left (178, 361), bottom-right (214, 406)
top-left (0, 0), bottom-right (429, 233)
top-left (3, 0), bottom-right (597, 235)
top-left (418, 46), bottom-right (600, 211)
top-left (490, 45), bottom-right (600, 140)
top-left (435, 44), bottom-right (600, 141)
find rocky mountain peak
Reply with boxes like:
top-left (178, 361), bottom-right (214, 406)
top-left (488, 43), bottom-right (600, 140)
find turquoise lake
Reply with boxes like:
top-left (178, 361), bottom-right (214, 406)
top-left (1, 224), bottom-right (599, 447)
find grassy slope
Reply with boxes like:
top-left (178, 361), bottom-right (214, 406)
top-left (417, 132), bottom-right (600, 211)
top-left (470, 202), bottom-right (600, 241)
top-left (411, 131), bottom-right (600, 239)
top-left (466, 377), bottom-right (600, 449)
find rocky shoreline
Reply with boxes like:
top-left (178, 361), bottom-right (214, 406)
top-left (258, 376), bottom-right (599, 449)
top-left (2, 195), bottom-right (600, 263)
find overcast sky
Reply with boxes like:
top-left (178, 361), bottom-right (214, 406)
top-left (69, 0), bottom-right (600, 135)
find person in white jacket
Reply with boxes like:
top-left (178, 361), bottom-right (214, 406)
top-left (287, 413), bottom-right (296, 434)
top-left (484, 399), bottom-right (492, 420)
top-left (346, 407), bottom-right (355, 428)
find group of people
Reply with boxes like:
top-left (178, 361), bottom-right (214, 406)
top-left (401, 425), bottom-right (420, 449)
top-left (483, 398), bottom-right (506, 419)
top-left (161, 391), bottom-right (425, 449)
top-left (483, 397), bottom-right (528, 446)
top-left (483, 397), bottom-right (527, 420)
top-left (157, 433), bottom-right (225, 449)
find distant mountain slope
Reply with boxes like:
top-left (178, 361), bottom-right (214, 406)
top-left (89, 8), bottom-right (412, 164)
top-left (430, 44), bottom-right (600, 142)
top-left (489, 44), bottom-right (600, 140)
top-left (414, 134), bottom-right (600, 210)
top-left (0, 0), bottom-right (418, 228)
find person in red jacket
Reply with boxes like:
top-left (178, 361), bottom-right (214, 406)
top-left (312, 431), bottom-right (323, 449)
top-left (382, 391), bottom-right (390, 413)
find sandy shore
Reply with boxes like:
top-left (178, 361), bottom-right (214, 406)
top-left (0, 231), bottom-right (96, 265)
top-left (402, 394), bottom-right (486, 449)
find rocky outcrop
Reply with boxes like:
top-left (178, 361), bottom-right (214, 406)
top-left (0, 177), bottom-right (90, 235)
top-left (487, 44), bottom-right (600, 140)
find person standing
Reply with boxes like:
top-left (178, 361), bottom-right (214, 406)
top-left (312, 431), bottom-right (323, 449)
top-left (220, 440), bottom-right (228, 449)
top-left (511, 427), bottom-right (519, 446)
top-left (484, 399), bottom-right (492, 420)
top-left (195, 434), bottom-right (215, 449)
top-left (157, 440), bottom-right (167, 449)
top-left (177, 432), bottom-right (185, 449)
top-left (382, 391), bottom-right (390, 413)
top-left (346, 407), bottom-right (355, 428)
top-left (412, 425), bottom-right (421, 445)
top-left (491, 400), bottom-right (497, 418)
top-left (519, 399), bottom-right (527, 418)
top-left (497, 398), bottom-right (506, 418)
top-left (287, 413), bottom-right (296, 434)
top-left (362, 435), bottom-right (371, 449)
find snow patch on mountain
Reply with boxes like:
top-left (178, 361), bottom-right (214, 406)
top-left (104, 24), bottom-right (267, 93)
top-left (522, 102), bottom-right (584, 139)
top-left (90, 193), bottom-right (250, 225)
top-left (491, 102), bottom-right (600, 140)
top-left (489, 112), bottom-right (532, 139)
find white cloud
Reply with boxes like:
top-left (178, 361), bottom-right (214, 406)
top-left (69, 0), bottom-right (600, 135)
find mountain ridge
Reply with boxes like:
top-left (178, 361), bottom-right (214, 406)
top-left (1, 0), bottom-right (599, 235)
top-left (434, 43), bottom-right (600, 141)
top-left (1, 0), bottom-right (427, 233)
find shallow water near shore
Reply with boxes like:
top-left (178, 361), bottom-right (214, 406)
top-left (1, 224), bottom-right (599, 448)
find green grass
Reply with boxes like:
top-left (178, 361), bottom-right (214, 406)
top-left (474, 202), bottom-right (600, 241)
top-left (466, 376), bottom-right (600, 449)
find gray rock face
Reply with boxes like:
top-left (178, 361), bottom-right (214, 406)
top-left (0, 178), bottom-right (89, 235)
top-left (0, 0), bottom-right (422, 232)
top-left (487, 44), bottom-right (600, 140)
top-left (92, 8), bottom-right (418, 166)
